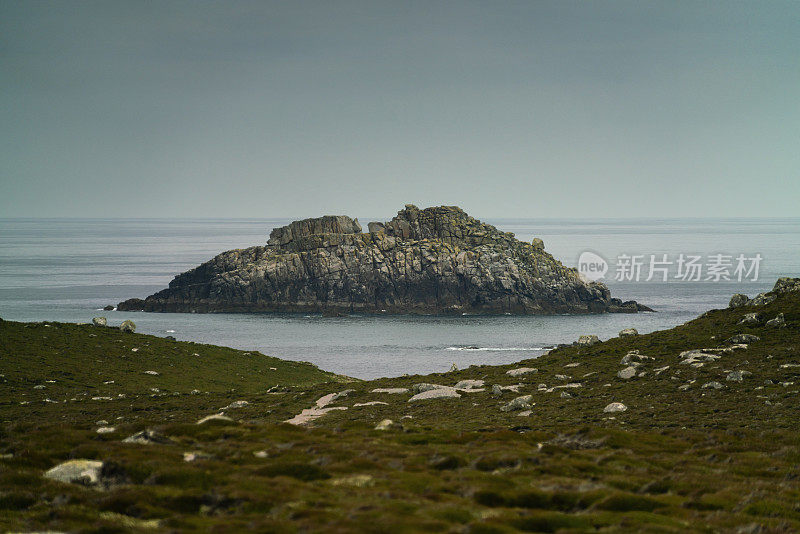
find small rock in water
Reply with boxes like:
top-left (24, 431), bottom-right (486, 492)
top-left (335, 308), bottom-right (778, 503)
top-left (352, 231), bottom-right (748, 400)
top-left (506, 367), bottom-right (537, 376)
top-left (604, 402), bottom-right (627, 413)
top-left (577, 335), bottom-right (600, 346)
top-left (119, 320), bottom-right (136, 333)
top-left (92, 317), bottom-right (107, 327)
top-left (766, 313), bottom-right (785, 328)
top-left (619, 328), bottom-right (638, 337)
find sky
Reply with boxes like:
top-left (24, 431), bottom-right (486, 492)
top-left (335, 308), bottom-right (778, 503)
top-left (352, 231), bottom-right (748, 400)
top-left (1, 1), bottom-right (799, 219)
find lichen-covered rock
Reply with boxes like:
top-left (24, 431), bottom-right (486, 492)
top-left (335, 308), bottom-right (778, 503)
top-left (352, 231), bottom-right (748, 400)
top-left (738, 313), bottom-right (761, 325)
top-left (118, 205), bottom-right (650, 315)
top-left (500, 395), bottom-right (534, 412)
top-left (603, 402), bottom-right (627, 413)
top-left (44, 459), bottom-right (104, 485)
top-left (729, 293), bottom-right (750, 308)
top-left (577, 335), bottom-right (600, 346)
top-left (766, 313), bottom-right (786, 328)
top-left (92, 317), bottom-right (107, 327)
top-left (618, 328), bottom-right (638, 337)
top-left (119, 320), bottom-right (136, 333)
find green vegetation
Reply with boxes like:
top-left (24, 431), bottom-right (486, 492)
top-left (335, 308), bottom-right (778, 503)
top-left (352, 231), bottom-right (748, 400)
top-left (0, 288), bottom-right (798, 532)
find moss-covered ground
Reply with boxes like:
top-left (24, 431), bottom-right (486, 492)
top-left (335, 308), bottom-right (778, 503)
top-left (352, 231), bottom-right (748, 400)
top-left (0, 291), bottom-right (798, 533)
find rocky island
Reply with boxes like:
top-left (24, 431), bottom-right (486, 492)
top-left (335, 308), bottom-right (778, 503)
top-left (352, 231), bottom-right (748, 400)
top-left (119, 205), bottom-right (650, 314)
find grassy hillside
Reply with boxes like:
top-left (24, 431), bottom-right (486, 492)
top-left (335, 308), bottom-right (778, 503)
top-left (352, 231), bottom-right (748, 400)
top-left (0, 285), bottom-right (798, 533)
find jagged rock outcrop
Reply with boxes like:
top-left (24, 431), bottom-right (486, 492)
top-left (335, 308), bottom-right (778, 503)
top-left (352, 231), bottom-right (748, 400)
top-left (118, 205), bottom-right (651, 315)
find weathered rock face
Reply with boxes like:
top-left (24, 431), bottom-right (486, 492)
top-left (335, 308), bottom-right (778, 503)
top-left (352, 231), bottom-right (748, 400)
top-left (118, 205), bottom-right (651, 315)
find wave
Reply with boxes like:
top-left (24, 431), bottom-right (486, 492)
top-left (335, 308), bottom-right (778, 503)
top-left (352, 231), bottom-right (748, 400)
top-left (444, 346), bottom-right (549, 352)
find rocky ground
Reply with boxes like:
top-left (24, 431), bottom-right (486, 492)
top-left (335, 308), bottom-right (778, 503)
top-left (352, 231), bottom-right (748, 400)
top-left (118, 205), bottom-right (650, 315)
top-left (1, 279), bottom-right (799, 533)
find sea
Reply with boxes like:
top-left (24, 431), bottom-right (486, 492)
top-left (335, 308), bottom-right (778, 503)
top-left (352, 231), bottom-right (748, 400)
top-left (1, 217), bottom-right (798, 379)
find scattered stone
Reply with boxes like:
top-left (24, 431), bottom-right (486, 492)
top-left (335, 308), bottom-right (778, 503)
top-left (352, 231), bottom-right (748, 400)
top-left (330, 474), bottom-right (374, 487)
top-left (727, 334), bottom-right (760, 344)
top-left (619, 328), bottom-right (638, 337)
top-left (500, 395), bottom-right (534, 412)
top-left (617, 366), bottom-right (637, 380)
top-left (564, 362), bottom-right (581, 368)
top-left (33, 384), bottom-right (45, 389)
top-left (729, 293), bottom-right (750, 308)
top-left (222, 400), bottom-right (250, 409)
top-left (506, 367), bottom-right (537, 376)
top-left (411, 383), bottom-right (449, 393)
top-left (702, 381), bottom-right (724, 390)
top-left (354, 401), bottom-right (388, 407)
top-left (603, 402), bottom-right (627, 413)
top-left (738, 313), bottom-right (761, 325)
top-left (371, 387), bottom-right (408, 394)
top-left (491, 384), bottom-right (503, 396)
top-left (620, 350), bottom-right (653, 366)
top-left (531, 237), bottom-right (545, 250)
top-left (96, 420), bottom-right (108, 425)
top-left (119, 320), bottom-right (136, 333)
top-left (766, 313), bottom-right (785, 327)
top-left (518, 410), bottom-right (533, 417)
top-left (183, 451), bottom-right (213, 462)
top-left (560, 391), bottom-right (573, 398)
top-left (122, 429), bottom-right (171, 445)
top-left (374, 419), bottom-right (395, 431)
top-left (92, 317), bottom-right (107, 327)
top-left (678, 384), bottom-right (691, 391)
top-left (143, 370), bottom-right (159, 376)
top-left (454, 379), bottom-right (485, 389)
top-left (654, 365), bottom-right (670, 375)
top-left (408, 388), bottom-right (461, 402)
top-left (196, 414), bottom-right (234, 425)
top-left (253, 450), bottom-right (268, 458)
top-left (747, 293), bottom-right (777, 307)
top-left (44, 459), bottom-right (104, 485)
top-left (577, 335), bottom-right (600, 346)
top-left (449, 362), bottom-right (458, 372)
top-left (726, 370), bottom-right (752, 382)
top-left (96, 426), bottom-right (116, 434)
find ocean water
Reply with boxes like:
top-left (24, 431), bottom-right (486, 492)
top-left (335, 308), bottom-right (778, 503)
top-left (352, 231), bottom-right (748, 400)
top-left (1, 217), bottom-right (798, 379)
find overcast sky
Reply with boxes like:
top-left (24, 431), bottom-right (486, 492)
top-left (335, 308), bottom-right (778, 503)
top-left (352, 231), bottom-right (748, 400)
top-left (1, 1), bottom-right (798, 219)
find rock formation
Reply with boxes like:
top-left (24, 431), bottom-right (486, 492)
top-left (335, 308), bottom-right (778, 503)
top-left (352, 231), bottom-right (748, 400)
top-left (118, 204), bottom-right (651, 315)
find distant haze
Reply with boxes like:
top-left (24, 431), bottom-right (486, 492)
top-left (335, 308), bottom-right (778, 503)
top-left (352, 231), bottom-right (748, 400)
top-left (1, 1), bottom-right (798, 219)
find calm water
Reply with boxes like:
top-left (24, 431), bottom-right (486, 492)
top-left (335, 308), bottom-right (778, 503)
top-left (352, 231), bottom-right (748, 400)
top-left (1, 217), bottom-right (798, 379)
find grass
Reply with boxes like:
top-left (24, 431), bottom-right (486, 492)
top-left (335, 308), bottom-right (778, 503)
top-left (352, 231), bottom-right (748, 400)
top-left (0, 287), bottom-right (798, 532)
